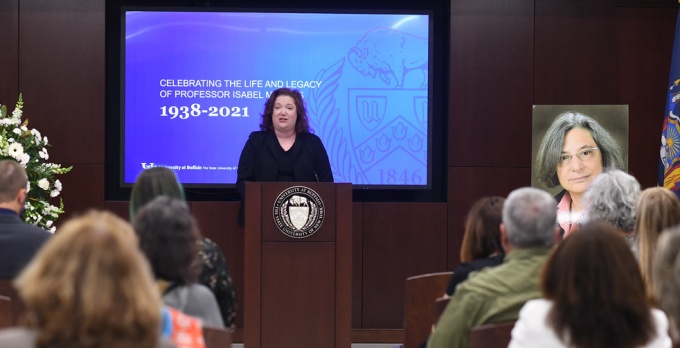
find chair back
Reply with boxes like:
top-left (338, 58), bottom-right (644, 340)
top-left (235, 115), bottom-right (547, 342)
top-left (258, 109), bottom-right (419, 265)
top-left (403, 271), bottom-right (452, 348)
top-left (203, 325), bottom-right (232, 348)
top-left (468, 321), bottom-right (516, 348)
top-left (0, 295), bottom-right (12, 329)
top-left (0, 279), bottom-right (26, 326)
top-left (432, 296), bottom-right (450, 328)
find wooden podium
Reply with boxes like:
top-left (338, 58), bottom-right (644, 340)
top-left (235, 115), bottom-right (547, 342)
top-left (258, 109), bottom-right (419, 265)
top-left (244, 182), bottom-right (352, 348)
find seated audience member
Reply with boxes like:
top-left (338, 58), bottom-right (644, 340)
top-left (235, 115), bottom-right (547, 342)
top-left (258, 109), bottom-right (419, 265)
top-left (445, 196), bottom-right (505, 296)
top-left (0, 159), bottom-right (51, 279)
top-left (509, 221), bottom-right (671, 348)
top-left (0, 211), bottom-right (175, 348)
top-left (134, 196), bottom-right (224, 327)
top-left (582, 169), bottom-right (640, 249)
top-left (654, 226), bottom-right (680, 343)
top-left (427, 187), bottom-right (558, 348)
top-left (131, 167), bottom-right (237, 327)
top-left (636, 187), bottom-right (680, 304)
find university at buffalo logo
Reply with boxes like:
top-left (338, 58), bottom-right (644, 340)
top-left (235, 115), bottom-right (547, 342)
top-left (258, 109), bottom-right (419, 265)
top-left (273, 186), bottom-right (325, 238)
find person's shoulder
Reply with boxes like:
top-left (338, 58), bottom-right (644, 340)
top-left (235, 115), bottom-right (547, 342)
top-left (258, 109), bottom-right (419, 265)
top-left (6, 221), bottom-right (52, 241)
top-left (0, 327), bottom-right (38, 347)
top-left (199, 237), bottom-right (220, 253)
top-left (248, 131), bottom-right (268, 141)
top-left (25, 224), bottom-right (52, 237)
top-left (519, 298), bottom-right (551, 315)
top-left (21, 224), bottom-right (52, 242)
top-left (458, 255), bottom-right (504, 272)
top-left (649, 308), bottom-right (673, 347)
top-left (297, 131), bottom-right (321, 141)
top-left (187, 283), bottom-right (216, 297)
top-left (650, 307), bottom-right (670, 329)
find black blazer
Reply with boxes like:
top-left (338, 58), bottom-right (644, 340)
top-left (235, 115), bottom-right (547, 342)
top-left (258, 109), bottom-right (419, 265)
top-left (0, 212), bottom-right (51, 279)
top-left (236, 131), bottom-right (334, 225)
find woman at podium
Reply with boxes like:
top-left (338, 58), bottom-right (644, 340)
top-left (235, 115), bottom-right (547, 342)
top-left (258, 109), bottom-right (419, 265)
top-left (236, 87), bottom-right (333, 226)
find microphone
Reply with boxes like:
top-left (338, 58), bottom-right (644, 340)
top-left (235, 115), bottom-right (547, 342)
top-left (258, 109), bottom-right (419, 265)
top-left (314, 170), bottom-right (320, 182)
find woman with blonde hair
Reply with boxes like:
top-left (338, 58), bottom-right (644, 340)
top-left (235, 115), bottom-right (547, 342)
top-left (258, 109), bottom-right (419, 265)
top-left (0, 211), bottom-right (174, 348)
top-left (636, 187), bottom-right (680, 304)
top-left (654, 226), bottom-right (680, 343)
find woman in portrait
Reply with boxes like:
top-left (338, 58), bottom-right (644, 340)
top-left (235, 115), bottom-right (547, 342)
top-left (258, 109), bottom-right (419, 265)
top-left (131, 167), bottom-right (237, 328)
top-left (0, 211), bottom-right (174, 348)
top-left (236, 87), bottom-right (333, 226)
top-left (535, 112), bottom-right (624, 236)
top-left (509, 221), bottom-right (671, 348)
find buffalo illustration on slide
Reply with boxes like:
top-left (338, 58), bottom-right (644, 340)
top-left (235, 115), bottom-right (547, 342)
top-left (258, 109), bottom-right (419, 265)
top-left (348, 28), bottom-right (428, 89)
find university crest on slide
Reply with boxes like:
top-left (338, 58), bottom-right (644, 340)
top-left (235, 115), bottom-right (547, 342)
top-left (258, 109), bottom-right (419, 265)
top-left (273, 186), bottom-right (325, 238)
top-left (348, 88), bottom-right (427, 185)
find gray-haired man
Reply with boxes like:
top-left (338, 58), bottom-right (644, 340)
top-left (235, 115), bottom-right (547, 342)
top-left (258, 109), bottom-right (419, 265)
top-left (428, 187), bottom-right (559, 348)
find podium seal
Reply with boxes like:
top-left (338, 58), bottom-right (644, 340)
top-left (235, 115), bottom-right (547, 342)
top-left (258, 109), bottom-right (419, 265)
top-left (273, 186), bottom-right (325, 238)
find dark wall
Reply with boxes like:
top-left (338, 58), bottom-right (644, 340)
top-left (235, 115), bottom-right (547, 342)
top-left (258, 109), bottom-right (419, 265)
top-left (1, 0), bottom-right (676, 339)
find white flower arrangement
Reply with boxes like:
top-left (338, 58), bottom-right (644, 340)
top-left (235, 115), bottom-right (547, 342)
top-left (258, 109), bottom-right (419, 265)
top-left (0, 94), bottom-right (72, 232)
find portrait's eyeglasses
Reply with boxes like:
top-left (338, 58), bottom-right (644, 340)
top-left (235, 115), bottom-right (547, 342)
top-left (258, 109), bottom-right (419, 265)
top-left (558, 147), bottom-right (599, 167)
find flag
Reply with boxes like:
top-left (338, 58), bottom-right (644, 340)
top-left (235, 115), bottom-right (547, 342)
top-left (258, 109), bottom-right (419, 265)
top-left (659, 8), bottom-right (680, 194)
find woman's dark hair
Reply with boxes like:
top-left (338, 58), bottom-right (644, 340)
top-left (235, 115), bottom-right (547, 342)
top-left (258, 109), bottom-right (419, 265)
top-left (133, 196), bottom-right (199, 285)
top-left (459, 196), bottom-right (505, 262)
top-left (259, 87), bottom-right (311, 134)
top-left (542, 220), bottom-right (654, 348)
top-left (129, 167), bottom-right (185, 221)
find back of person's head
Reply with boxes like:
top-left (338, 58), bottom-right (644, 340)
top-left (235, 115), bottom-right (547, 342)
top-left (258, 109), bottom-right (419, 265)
top-left (14, 210), bottom-right (161, 348)
top-left (583, 169), bottom-right (640, 232)
top-left (460, 196), bottom-right (505, 262)
top-left (654, 226), bottom-right (680, 336)
top-left (129, 167), bottom-right (185, 221)
top-left (502, 187), bottom-right (556, 248)
top-left (0, 159), bottom-right (27, 203)
top-left (133, 196), bottom-right (199, 285)
top-left (542, 221), bottom-right (654, 348)
top-left (636, 187), bottom-right (680, 303)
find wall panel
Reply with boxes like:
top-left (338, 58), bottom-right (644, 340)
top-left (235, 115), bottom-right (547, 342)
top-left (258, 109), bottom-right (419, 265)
top-left (19, 0), bottom-right (105, 165)
top-left (58, 164), bottom-right (105, 220)
top-left (361, 202), bottom-right (447, 328)
top-left (0, 0), bottom-right (19, 104)
top-left (617, 6), bottom-right (676, 188)
top-left (449, 0), bottom-right (534, 167)
top-left (352, 202), bottom-right (364, 328)
top-left (534, 0), bottom-right (618, 104)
